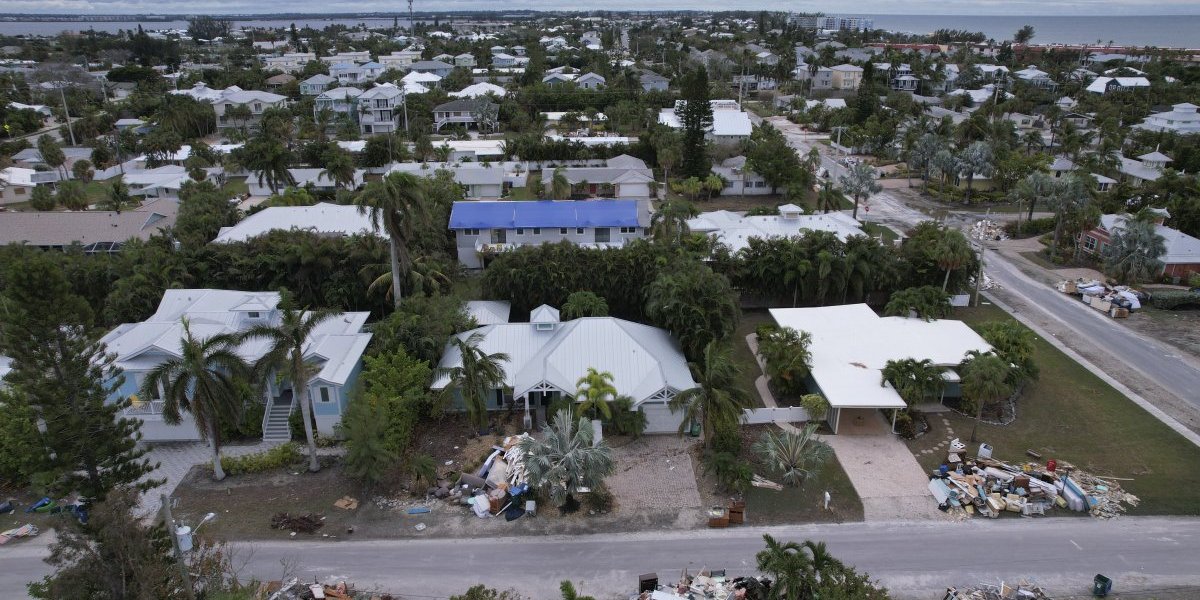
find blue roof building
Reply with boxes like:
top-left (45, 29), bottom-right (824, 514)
top-left (449, 200), bottom-right (650, 268)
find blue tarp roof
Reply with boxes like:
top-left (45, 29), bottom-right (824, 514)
top-left (449, 200), bottom-right (640, 229)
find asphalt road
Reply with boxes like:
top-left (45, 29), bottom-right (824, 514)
top-left (5, 518), bottom-right (1200, 598)
top-left (982, 247), bottom-right (1200, 416)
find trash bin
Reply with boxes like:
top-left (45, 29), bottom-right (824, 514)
top-left (1093, 574), bottom-right (1112, 597)
top-left (689, 422), bottom-right (701, 437)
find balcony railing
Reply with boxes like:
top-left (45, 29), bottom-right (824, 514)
top-left (125, 399), bottom-right (165, 416)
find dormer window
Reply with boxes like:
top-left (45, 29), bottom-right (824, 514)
top-left (248, 311), bottom-right (260, 318)
top-left (535, 322), bottom-right (554, 331)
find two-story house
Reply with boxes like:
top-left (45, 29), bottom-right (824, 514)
top-left (314, 86), bottom-right (363, 121)
top-left (829, 64), bottom-right (863, 90)
top-left (321, 51), bottom-right (371, 64)
top-left (214, 89), bottom-right (288, 131)
top-left (300, 73), bottom-right (335, 96)
top-left (378, 49), bottom-right (422, 71)
top-left (1118, 151), bottom-right (1173, 186)
top-left (576, 72), bottom-right (606, 90)
top-left (449, 199), bottom-right (650, 268)
top-left (1013, 65), bottom-right (1058, 90)
top-left (101, 289), bottom-right (372, 441)
top-left (357, 84), bottom-right (406, 135)
top-left (638, 69), bottom-right (669, 92)
top-left (410, 60), bottom-right (454, 78)
top-left (1135, 102), bottom-right (1200, 134)
top-left (262, 52), bottom-right (316, 74)
top-left (433, 98), bottom-right (499, 132)
top-left (454, 53), bottom-right (477, 68)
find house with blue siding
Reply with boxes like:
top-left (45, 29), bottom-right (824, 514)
top-left (100, 289), bottom-right (371, 442)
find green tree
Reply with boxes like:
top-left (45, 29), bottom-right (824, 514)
top-left (1010, 171), bottom-right (1055, 227)
top-left (1104, 214), bottom-right (1166, 284)
top-left (644, 261), bottom-right (739, 359)
top-left (884, 286), bottom-right (951, 321)
top-left (173, 180), bottom-right (239, 247)
top-left (38, 134), bottom-right (67, 179)
top-left (320, 146), bottom-right (358, 189)
top-left (340, 394), bottom-right (398, 488)
top-left (575, 367), bottom-right (617, 421)
top-left (56, 180), bottom-right (88, 210)
top-left (753, 424), bottom-right (832, 487)
top-left (679, 67), bottom-right (714, 179)
top-left (236, 135), bottom-right (295, 195)
top-left (799, 393), bottom-right (830, 423)
top-left (70, 158), bottom-right (94, 183)
top-left (956, 141), bottom-right (995, 203)
top-left (672, 176), bottom-right (705, 202)
top-left (649, 198), bottom-right (697, 244)
top-left (1013, 25), bottom-right (1036, 44)
top-left (670, 341), bottom-right (749, 447)
top-left (519, 411), bottom-right (615, 508)
top-left (977, 320), bottom-right (1039, 387)
top-left (880, 358), bottom-right (944, 406)
top-left (30, 185), bottom-right (56, 211)
top-left (744, 124), bottom-right (803, 195)
top-left (142, 320), bottom-right (250, 481)
top-left (440, 332), bottom-right (509, 433)
top-left (356, 172), bottom-right (431, 309)
top-left (757, 326), bottom-right (812, 397)
top-left (241, 304), bottom-right (338, 472)
top-left (838, 161), bottom-right (881, 220)
top-left (933, 228), bottom-right (974, 292)
top-left (561, 291), bottom-right (609, 319)
top-left (549, 166), bottom-right (572, 198)
top-left (755, 535), bottom-right (888, 600)
top-left (961, 351), bottom-right (1013, 442)
top-left (99, 175), bottom-right (134, 213)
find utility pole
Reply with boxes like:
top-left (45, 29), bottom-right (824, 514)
top-left (408, 0), bottom-right (415, 34)
top-left (159, 493), bottom-right (196, 600)
top-left (59, 85), bottom-right (76, 146)
top-left (973, 241), bottom-right (986, 307)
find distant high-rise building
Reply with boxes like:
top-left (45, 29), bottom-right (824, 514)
top-left (790, 14), bottom-right (874, 32)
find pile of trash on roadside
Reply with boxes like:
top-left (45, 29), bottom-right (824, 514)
top-left (263, 578), bottom-right (395, 600)
top-left (968, 273), bottom-right (999, 291)
top-left (1056, 278), bottom-right (1147, 317)
top-left (631, 569), bottom-right (771, 600)
top-left (928, 439), bottom-right (1138, 520)
top-left (437, 434), bottom-right (537, 522)
top-left (970, 219), bottom-right (1009, 242)
top-left (944, 579), bottom-right (1051, 600)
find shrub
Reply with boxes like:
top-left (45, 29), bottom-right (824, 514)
top-left (604, 396), bottom-right (647, 438)
top-left (894, 411), bottom-right (917, 438)
top-left (1004, 216), bottom-right (1056, 239)
top-left (710, 420), bottom-right (742, 454)
top-left (1189, 273), bottom-right (1200, 289)
top-left (703, 450), bottom-right (752, 493)
top-left (340, 396), bottom-right (398, 488)
top-left (219, 399), bottom-right (264, 442)
top-left (1151, 290), bottom-right (1200, 310)
top-left (799, 393), bottom-right (830, 423)
top-left (583, 485), bottom-right (614, 512)
top-left (752, 424), bottom-right (832, 487)
top-left (219, 443), bottom-right (302, 476)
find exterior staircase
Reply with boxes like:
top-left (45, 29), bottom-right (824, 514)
top-left (262, 394), bottom-right (293, 442)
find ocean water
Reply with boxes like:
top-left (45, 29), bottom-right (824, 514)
top-left (0, 14), bottom-right (1197, 48)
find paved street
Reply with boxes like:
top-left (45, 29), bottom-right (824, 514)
top-left (6, 517), bottom-right (1200, 598)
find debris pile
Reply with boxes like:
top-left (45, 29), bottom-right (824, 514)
top-left (1056, 278), bottom-right (1146, 317)
top-left (945, 579), bottom-right (1051, 599)
top-left (633, 568), bottom-right (771, 599)
top-left (438, 434), bottom-right (536, 522)
top-left (263, 578), bottom-right (394, 600)
top-left (0, 523), bottom-right (39, 545)
top-left (928, 440), bottom-right (1138, 520)
top-left (970, 219), bottom-right (1009, 242)
top-left (967, 273), bottom-right (998, 291)
top-left (270, 512), bottom-right (325, 534)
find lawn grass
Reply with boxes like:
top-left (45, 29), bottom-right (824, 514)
top-left (506, 185), bottom-right (538, 200)
top-left (732, 310), bottom-right (772, 408)
top-left (862, 222), bottom-right (900, 244)
top-left (742, 453), bottom-right (864, 523)
top-left (905, 303), bottom-right (1200, 515)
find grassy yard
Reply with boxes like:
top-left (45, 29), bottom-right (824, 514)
top-left (862, 222), bottom-right (901, 244)
top-left (905, 303), bottom-right (1200, 515)
top-left (732, 310), bottom-right (773, 408)
top-left (506, 185), bottom-right (539, 201)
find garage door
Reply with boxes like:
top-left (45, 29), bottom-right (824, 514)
top-left (640, 402), bottom-right (684, 434)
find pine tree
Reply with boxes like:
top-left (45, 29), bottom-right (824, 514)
top-left (0, 253), bottom-right (159, 500)
top-left (678, 67), bottom-right (713, 180)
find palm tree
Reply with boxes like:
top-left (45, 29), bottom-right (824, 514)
top-left (355, 172), bottom-right (430, 309)
top-left (320, 147), bottom-right (357, 190)
top-left (245, 139), bottom-right (295, 195)
top-left (669, 341), bottom-right (749, 446)
top-left (817, 181), bottom-right (841, 214)
top-left (1011, 171), bottom-right (1055, 227)
top-left (549, 166), bottom-right (572, 198)
top-left (1103, 214), bottom-right (1167, 284)
top-left (100, 175), bottom-right (134, 213)
top-left (758, 326), bottom-right (812, 395)
top-left (439, 332), bottom-right (509, 433)
top-left (907, 133), bottom-right (941, 185)
top-left (141, 320), bottom-right (249, 481)
top-left (1049, 174), bottom-right (1094, 258)
top-left (518, 411), bottom-right (615, 508)
top-left (838, 161), bottom-right (881, 220)
top-left (575, 367), bottom-right (617, 421)
top-left (241, 306), bottom-right (338, 473)
top-left (956, 141), bottom-right (995, 203)
top-left (364, 255), bottom-right (454, 301)
top-left (961, 351), bottom-right (1013, 442)
top-left (933, 228), bottom-right (974, 292)
top-left (649, 198), bottom-right (697, 243)
top-left (756, 535), bottom-right (813, 599)
top-left (880, 358), bottom-right (945, 406)
top-left (753, 424), bottom-right (832, 487)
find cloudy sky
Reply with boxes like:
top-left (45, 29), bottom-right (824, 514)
top-left (2, 0), bottom-right (1199, 15)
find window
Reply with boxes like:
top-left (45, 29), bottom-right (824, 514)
top-left (319, 387), bottom-right (332, 403)
top-left (253, 103), bottom-right (262, 112)
top-left (1083, 236), bottom-right (1098, 252)
top-left (516, 228), bottom-right (524, 235)
top-left (594, 227), bottom-right (611, 243)
top-left (576, 227), bottom-right (585, 234)
top-left (248, 311), bottom-right (260, 318)
top-left (560, 227), bottom-right (568, 234)
top-left (532, 228), bottom-right (541, 235)
top-left (463, 228), bottom-right (480, 236)
top-left (619, 226), bottom-right (636, 234)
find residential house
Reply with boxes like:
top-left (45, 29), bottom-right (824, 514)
top-left (430, 306), bottom-right (695, 432)
top-left (1079, 211), bottom-right (1200, 279)
top-left (321, 51), bottom-right (371, 64)
top-left (214, 89), bottom-right (288, 131)
top-left (212, 202), bottom-right (381, 243)
top-left (638, 69), bottom-right (669, 92)
top-left (300, 73), bottom-right (336, 96)
top-left (402, 70), bottom-right (443, 88)
top-left (829, 64), bottom-right (863, 90)
top-left (1013, 65), bottom-right (1057, 90)
top-left (575, 72), bottom-right (606, 90)
top-left (454, 53), bottom-right (477, 68)
top-left (449, 82), bottom-right (507, 99)
top-left (170, 82), bottom-right (229, 103)
top-left (123, 165), bottom-right (209, 199)
top-left (314, 86), bottom-right (363, 121)
top-left (491, 53), bottom-right (518, 68)
top-left (1049, 157), bottom-right (1116, 191)
top-left (976, 64), bottom-right (1010, 79)
top-left (1086, 76), bottom-right (1151, 95)
top-left (463, 300), bottom-right (511, 326)
top-left (101, 289), bottom-right (371, 440)
top-left (433, 98), bottom-right (499, 132)
top-left (264, 73), bottom-right (296, 91)
top-left (1118, 151), bottom-right (1172, 186)
top-left (429, 140), bottom-right (507, 162)
top-left (378, 49), bottom-right (422, 71)
top-left (711, 156), bottom-right (771, 196)
top-left (11, 146), bottom-right (95, 173)
top-left (541, 72), bottom-right (577, 86)
top-left (0, 166), bottom-right (36, 205)
top-left (433, 53), bottom-right (455, 64)
top-left (756, 51), bottom-right (779, 66)
top-left (387, 163), bottom-right (505, 199)
top-left (733, 74), bottom-right (777, 92)
top-left (262, 52), bottom-right (315, 73)
top-left (1135, 103), bottom-right (1200, 134)
top-left (247, 167), bottom-right (365, 196)
top-left (448, 199), bottom-right (650, 268)
top-left (687, 205), bottom-right (865, 253)
top-left (0, 198), bottom-right (177, 252)
top-left (540, 154), bottom-right (655, 199)
top-left (410, 60), bottom-right (454, 78)
top-left (770, 304), bottom-right (992, 433)
top-left (892, 75), bottom-right (919, 92)
top-left (357, 84), bottom-right (407, 135)
top-left (658, 99), bottom-right (753, 142)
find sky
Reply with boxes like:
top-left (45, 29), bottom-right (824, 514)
top-left (1, 0), bottom-right (1199, 16)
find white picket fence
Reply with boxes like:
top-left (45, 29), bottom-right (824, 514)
top-left (742, 406), bottom-right (810, 425)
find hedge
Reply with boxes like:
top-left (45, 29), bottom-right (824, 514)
top-left (1150, 290), bottom-right (1200, 310)
top-left (1004, 217), bottom-right (1056, 239)
top-left (218, 443), bottom-right (302, 476)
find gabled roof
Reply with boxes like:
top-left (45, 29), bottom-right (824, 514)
top-left (212, 202), bottom-right (382, 243)
top-left (1099, 214), bottom-right (1200, 265)
top-left (302, 73), bottom-right (335, 84)
top-left (0, 198), bottom-right (178, 247)
top-left (465, 300), bottom-right (511, 325)
top-left (1138, 151), bottom-right (1173, 162)
top-left (449, 200), bottom-right (644, 229)
top-left (687, 210), bottom-right (864, 253)
top-left (434, 98), bottom-right (497, 112)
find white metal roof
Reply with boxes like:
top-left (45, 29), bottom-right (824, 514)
top-left (464, 300), bottom-right (512, 325)
top-left (769, 304), bottom-right (992, 409)
top-left (212, 202), bottom-right (382, 243)
top-left (430, 317), bottom-right (696, 406)
top-left (687, 210), bottom-right (865, 253)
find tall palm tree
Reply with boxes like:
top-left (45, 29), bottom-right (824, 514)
top-left (575, 367), bottom-right (617, 421)
top-left (142, 319), bottom-right (249, 481)
top-left (649, 198), bottom-right (697, 243)
top-left (241, 306), bottom-right (338, 473)
top-left (355, 172), bottom-right (430, 309)
top-left (956, 141), bottom-right (995, 203)
top-left (961, 351), bottom-right (1013, 442)
top-left (439, 332), bottom-right (509, 433)
top-left (756, 535), bottom-right (813, 599)
top-left (817, 181), bottom-right (840, 214)
top-left (320, 147), bottom-right (357, 190)
top-left (933, 228), bottom-right (974, 292)
top-left (1103, 214), bottom-right (1167, 284)
top-left (1011, 171), bottom-right (1055, 227)
top-left (549, 166), bottom-right (572, 198)
top-left (1049, 174), bottom-right (1094, 258)
top-left (669, 341), bottom-right (749, 446)
top-left (838, 161), bottom-right (881, 220)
